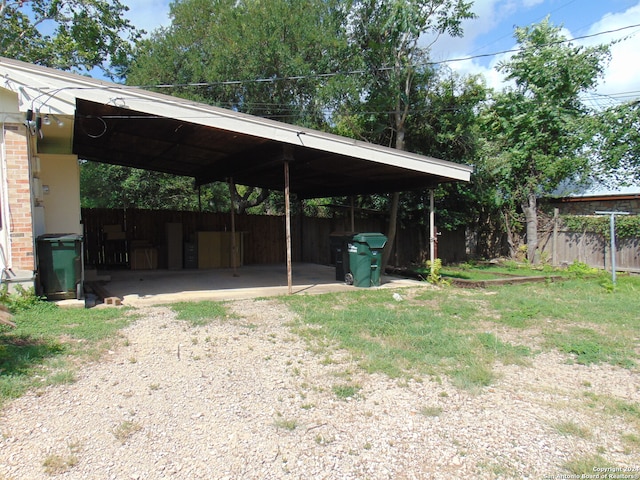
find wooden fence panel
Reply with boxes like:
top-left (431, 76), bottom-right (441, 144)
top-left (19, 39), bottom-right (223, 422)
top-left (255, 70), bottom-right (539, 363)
top-left (80, 208), bottom-right (465, 271)
top-left (539, 229), bottom-right (640, 271)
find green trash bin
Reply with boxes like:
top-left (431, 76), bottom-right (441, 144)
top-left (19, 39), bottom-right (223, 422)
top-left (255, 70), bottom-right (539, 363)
top-left (37, 234), bottom-right (84, 300)
top-left (347, 233), bottom-right (387, 287)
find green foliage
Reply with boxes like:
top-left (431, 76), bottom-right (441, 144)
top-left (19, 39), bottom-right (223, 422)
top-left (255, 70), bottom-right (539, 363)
top-left (0, 0), bottom-right (142, 78)
top-left (339, 0), bottom-right (476, 148)
top-left (480, 18), bottom-right (611, 262)
top-left (562, 215), bottom-right (640, 240)
top-left (79, 161), bottom-right (233, 211)
top-left (0, 283), bottom-right (50, 314)
top-left (425, 258), bottom-right (448, 285)
top-left (129, 0), bottom-right (346, 126)
top-left (566, 260), bottom-right (601, 278)
top-left (547, 328), bottom-right (635, 367)
top-left (593, 101), bottom-right (640, 184)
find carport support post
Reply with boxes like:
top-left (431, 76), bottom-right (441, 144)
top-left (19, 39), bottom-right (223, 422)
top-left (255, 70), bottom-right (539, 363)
top-left (228, 177), bottom-right (239, 277)
top-left (350, 196), bottom-right (355, 232)
top-left (284, 159), bottom-right (293, 294)
top-left (429, 189), bottom-right (435, 277)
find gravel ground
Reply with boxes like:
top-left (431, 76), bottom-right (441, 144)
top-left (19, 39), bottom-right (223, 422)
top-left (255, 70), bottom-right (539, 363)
top-left (1, 296), bottom-right (639, 479)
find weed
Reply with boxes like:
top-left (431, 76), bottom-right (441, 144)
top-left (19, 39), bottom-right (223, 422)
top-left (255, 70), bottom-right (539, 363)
top-left (273, 414), bottom-right (297, 431)
top-left (546, 329), bottom-right (636, 368)
top-left (45, 369), bottom-right (76, 386)
top-left (43, 453), bottom-right (78, 475)
top-left (112, 421), bottom-right (142, 443)
top-left (567, 260), bottom-right (600, 278)
top-left (420, 406), bottom-right (443, 417)
top-left (562, 454), bottom-right (613, 475)
top-left (621, 433), bottom-right (640, 455)
top-left (553, 420), bottom-right (591, 439)
top-left (425, 258), bottom-right (449, 285)
top-left (332, 383), bottom-right (361, 400)
top-left (0, 284), bottom-right (48, 314)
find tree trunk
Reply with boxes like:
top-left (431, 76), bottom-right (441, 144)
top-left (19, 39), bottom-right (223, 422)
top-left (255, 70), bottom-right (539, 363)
top-left (382, 192), bottom-right (400, 269)
top-left (502, 211), bottom-right (518, 259)
top-left (382, 111), bottom-right (407, 270)
top-left (522, 192), bottom-right (538, 263)
top-left (382, 62), bottom-right (413, 271)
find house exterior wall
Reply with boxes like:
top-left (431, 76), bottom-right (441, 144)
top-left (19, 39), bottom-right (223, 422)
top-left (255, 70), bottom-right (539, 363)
top-left (39, 154), bottom-right (82, 235)
top-left (1, 123), bottom-right (36, 286)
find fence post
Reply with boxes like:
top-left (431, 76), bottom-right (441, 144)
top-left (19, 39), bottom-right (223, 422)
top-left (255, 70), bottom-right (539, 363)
top-left (552, 208), bottom-right (559, 266)
top-left (595, 211), bottom-right (630, 284)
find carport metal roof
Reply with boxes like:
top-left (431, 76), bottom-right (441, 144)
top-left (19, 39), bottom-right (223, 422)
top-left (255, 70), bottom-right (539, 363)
top-left (0, 57), bottom-right (472, 198)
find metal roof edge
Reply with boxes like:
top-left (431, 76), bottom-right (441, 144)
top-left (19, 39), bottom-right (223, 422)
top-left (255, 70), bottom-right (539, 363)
top-left (0, 57), bottom-right (473, 182)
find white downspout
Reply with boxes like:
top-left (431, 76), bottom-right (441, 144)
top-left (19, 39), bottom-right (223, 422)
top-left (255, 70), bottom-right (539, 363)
top-left (0, 124), bottom-right (12, 280)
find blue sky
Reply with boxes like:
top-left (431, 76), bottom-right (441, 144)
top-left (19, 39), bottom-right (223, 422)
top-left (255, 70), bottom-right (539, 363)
top-left (121, 0), bottom-right (640, 107)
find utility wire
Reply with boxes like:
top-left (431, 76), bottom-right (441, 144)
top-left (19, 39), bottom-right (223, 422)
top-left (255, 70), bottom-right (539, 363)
top-left (18, 21), bottom-right (638, 93)
top-left (129, 22), bottom-right (640, 90)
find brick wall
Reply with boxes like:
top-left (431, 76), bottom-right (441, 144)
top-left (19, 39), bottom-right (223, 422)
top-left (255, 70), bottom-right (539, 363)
top-left (3, 124), bottom-right (35, 271)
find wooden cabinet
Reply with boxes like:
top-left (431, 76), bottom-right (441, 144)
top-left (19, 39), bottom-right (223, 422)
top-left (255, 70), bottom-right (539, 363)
top-left (197, 232), bottom-right (243, 269)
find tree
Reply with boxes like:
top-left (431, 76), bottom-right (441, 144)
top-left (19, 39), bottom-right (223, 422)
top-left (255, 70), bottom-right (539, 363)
top-left (126, 0), bottom-right (350, 211)
top-left (128, 0), bottom-right (347, 125)
top-left (335, 0), bottom-right (476, 268)
top-left (407, 72), bottom-right (504, 258)
top-left (80, 162), bottom-right (231, 212)
top-left (482, 19), bottom-right (610, 262)
top-left (593, 100), bottom-right (640, 185)
top-left (1, 0), bottom-right (141, 77)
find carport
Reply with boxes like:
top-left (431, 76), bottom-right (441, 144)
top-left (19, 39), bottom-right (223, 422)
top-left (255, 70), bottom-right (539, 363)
top-left (0, 57), bottom-right (472, 296)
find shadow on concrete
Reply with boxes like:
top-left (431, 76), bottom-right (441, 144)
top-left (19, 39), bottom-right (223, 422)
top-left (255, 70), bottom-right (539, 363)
top-left (88, 263), bottom-right (424, 306)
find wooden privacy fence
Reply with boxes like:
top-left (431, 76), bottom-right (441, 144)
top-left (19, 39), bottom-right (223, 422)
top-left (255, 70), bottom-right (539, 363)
top-left (539, 225), bottom-right (640, 272)
top-left (81, 208), bottom-right (466, 271)
top-left (81, 208), bottom-right (386, 270)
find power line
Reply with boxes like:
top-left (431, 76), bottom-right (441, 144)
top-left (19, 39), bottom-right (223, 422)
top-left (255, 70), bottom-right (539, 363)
top-left (126, 22), bottom-right (640, 91)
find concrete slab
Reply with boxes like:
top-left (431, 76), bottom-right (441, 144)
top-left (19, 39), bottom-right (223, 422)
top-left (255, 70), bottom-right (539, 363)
top-left (94, 263), bottom-right (425, 307)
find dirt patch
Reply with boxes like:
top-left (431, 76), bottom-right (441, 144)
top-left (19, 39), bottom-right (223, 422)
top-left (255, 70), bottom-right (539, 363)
top-left (0, 299), bottom-right (638, 479)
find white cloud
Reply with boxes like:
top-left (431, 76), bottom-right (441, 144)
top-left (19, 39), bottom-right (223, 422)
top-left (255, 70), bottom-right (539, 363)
top-left (578, 3), bottom-right (640, 104)
top-left (522, 0), bottom-right (544, 7)
top-left (432, 0), bottom-right (640, 101)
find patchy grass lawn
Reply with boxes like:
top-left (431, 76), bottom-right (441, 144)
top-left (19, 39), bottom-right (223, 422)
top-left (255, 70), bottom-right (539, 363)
top-left (0, 298), bottom-right (134, 406)
top-left (283, 272), bottom-right (640, 389)
top-left (2, 267), bottom-right (638, 404)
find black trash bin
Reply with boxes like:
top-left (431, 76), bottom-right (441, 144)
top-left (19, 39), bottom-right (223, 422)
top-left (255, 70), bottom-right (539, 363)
top-left (329, 232), bottom-right (354, 282)
top-left (347, 233), bottom-right (387, 287)
top-left (37, 234), bottom-right (84, 300)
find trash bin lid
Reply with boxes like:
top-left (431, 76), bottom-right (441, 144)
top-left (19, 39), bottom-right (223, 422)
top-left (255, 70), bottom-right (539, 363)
top-left (352, 232), bottom-right (387, 249)
top-left (37, 233), bottom-right (83, 242)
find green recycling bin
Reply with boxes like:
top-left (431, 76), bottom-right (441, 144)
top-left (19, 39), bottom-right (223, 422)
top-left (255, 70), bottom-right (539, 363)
top-left (347, 233), bottom-right (387, 287)
top-left (37, 234), bottom-right (84, 300)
